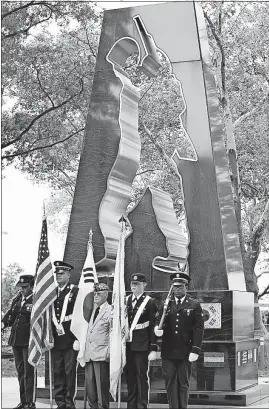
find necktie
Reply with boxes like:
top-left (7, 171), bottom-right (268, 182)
top-left (93, 307), bottom-right (100, 322)
top-left (132, 297), bottom-right (137, 309)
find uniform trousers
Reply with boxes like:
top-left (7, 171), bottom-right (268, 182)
top-left (52, 347), bottom-right (78, 408)
top-left (162, 358), bottom-right (192, 409)
top-left (85, 361), bottom-right (109, 409)
top-left (126, 347), bottom-right (149, 409)
top-left (12, 346), bottom-right (35, 405)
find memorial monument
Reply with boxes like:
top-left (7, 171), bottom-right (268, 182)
top-left (39, 2), bottom-right (267, 406)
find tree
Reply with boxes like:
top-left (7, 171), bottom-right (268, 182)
top-left (1, 263), bottom-right (24, 314)
top-left (2, 2), bottom-right (268, 312)
top-left (1, 1), bottom-right (101, 192)
top-left (202, 2), bottom-right (269, 326)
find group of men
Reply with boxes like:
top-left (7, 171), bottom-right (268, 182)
top-left (2, 261), bottom-right (204, 409)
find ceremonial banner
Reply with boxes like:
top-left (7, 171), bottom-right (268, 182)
top-left (71, 234), bottom-right (98, 367)
top-left (110, 223), bottom-right (129, 401)
top-left (28, 212), bottom-right (57, 367)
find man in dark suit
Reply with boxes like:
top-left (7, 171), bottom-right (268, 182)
top-left (155, 270), bottom-right (204, 409)
top-left (51, 261), bottom-right (79, 409)
top-left (126, 273), bottom-right (158, 409)
top-left (2, 274), bottom-right (35, 409)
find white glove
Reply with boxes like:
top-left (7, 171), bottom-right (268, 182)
top-left (188, 352), bottom-right (199, 362)
top-left (148, 351), bottom-right (157, 361)
top-left (154, 325), bottom-right (163, 337)
top-left (73, 340), bottom-right (80, 351)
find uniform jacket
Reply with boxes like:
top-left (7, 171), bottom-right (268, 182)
top-left (52, 283), bottom-right (79, 350)
top-left (2, 292), bottom-right (33, 347)
top-left (127, 293), bottom-right (158, 352)
top-left (84, 301), bottom-right (111, 362)
top-left (161, 294), bottom-right (204, 359)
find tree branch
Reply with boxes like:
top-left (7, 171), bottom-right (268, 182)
top-left (258, 283), bottom-right (269, 299)
top-left (1, 1), bottom-right (35, 19)
top-left (1, 79), bottom-right (83, 150)
top-left (136, 168), bottom-right (162, 176)
top-left (52, 160), bottom-right (75, 188)
top-left (83, 23), bottom-right (97, 58)
top-left (256, 270), bottom-right (269, 279)
top-left (203, 10), bottom-right (226, 94)
top-left (247, 199), bottom-right (269, 266)
top-left (3, 9), bottom-right (53, 39)
top-left (32, 59), bottom-right (55, 107)
top-left (2, 127), bottom-right (85, 160)
top-left (233, 90), bottom-right (269, 130)
top-left (141, 120), bottom-right (179, 178)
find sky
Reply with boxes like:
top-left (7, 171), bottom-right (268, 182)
top-left (2, 166), bottom-right (64, 274)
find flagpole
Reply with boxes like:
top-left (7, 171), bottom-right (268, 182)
top-left (117, 375), bottom-right (122, 408)
top-left (33, 366), bottom-right (37, 403)
top-left (49, 349), bottom-right (53, 409)
top-left (117, 216), bottom-right (125, 409)
top-left (84, 370), bottom-right (87, 409)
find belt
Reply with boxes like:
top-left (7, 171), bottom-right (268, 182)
top-left (63, 314), bottom-right (73, 322)
top-left (134, 321), bottom-right (149, 330)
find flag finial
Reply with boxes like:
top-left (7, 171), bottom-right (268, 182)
top-left (119, 215), bottom-right (127, 224)
top-left (88, 229), bottom-right (93, 248)
top-left (42, 201), bottom-right (46, 220)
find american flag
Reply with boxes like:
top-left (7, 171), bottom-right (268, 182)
top-left (28, 213), bottom-right (57, 367)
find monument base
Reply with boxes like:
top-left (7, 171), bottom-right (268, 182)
top-left (36, 383), bottom-right (268, 407)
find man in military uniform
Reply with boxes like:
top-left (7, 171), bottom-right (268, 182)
top-left (84, 283), bottom-right (111, 409)
top-left (51, 261), bottom-right (79, 409)
top-left (155, 270), bottom-right (204, 409)
top-left (2, 274), bottom-right (35, 409)
top-left (126, 273), bottom-right (158, 409)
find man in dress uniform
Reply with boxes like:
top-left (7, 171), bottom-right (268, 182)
top-left (84, 283), bottom-right (111, 409)
top-left (126, 273), bottom-right (158, 409)
top-left (51, 261), bottom-right (79, 409)
top-left (155, 270), bottom-right (204, 409)
top-left (2, 274), bottom-right (35, 409)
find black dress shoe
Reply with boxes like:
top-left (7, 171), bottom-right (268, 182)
top-left (13, 404), bottom-right (25, 409)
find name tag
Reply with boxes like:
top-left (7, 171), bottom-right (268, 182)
top-left (184, 308), bottom-right (193, 316)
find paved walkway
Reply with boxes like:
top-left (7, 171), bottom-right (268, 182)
top-left (1, 377), bottom-right (268, 408)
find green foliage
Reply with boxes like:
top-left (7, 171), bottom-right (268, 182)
top-left (1, 263), bottom-right (24, 314)
top-left (2, 2), bottom-right (268, 271)
top-left (1, 1), bottom-right (102, 191)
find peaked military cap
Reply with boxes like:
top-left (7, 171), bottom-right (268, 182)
top-left (131, 273), bottom-right (147, 283)
top-left (16, 274), bottom-right (35, 287)
top-left (54, 261), bottom-right (74, 272)
top-left (94, 282), bottom-right (109, 292)
top-left (170, 271), bottom-right (191, 285)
